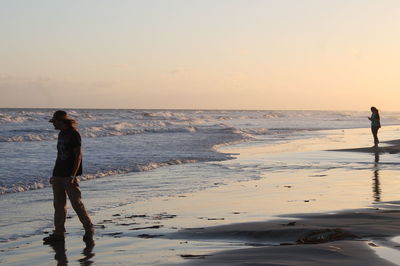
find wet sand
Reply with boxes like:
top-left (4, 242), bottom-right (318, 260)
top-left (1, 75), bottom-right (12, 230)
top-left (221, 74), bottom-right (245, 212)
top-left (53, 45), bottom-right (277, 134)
top-left (328, 139), bottom-right (400, 154)
top-left (174, 135), bottom-right (400, 265)
top-left (175, 205), bottom-right (400, 265)
top-left (181, 241), bottom-right (396, 266)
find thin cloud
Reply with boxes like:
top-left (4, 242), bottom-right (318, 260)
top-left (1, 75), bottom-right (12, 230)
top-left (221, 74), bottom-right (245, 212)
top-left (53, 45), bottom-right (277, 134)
top-left (169, 67), bottom-right (187, 74)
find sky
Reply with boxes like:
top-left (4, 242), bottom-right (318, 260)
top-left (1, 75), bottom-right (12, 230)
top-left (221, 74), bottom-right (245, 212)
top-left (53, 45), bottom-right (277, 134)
top-left (1, 0), bottom-right (400, 110)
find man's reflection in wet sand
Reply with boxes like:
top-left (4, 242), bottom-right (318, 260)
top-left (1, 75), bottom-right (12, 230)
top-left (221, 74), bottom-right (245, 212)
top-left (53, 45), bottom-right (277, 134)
top-left (46, 238), bottom-right (95, 266)
top-left (373, 152), bottom-right (381, 202)
top-left (79, 238), bottom-right (95, 266)
top-left (47, 241), bottom-right (67, 266)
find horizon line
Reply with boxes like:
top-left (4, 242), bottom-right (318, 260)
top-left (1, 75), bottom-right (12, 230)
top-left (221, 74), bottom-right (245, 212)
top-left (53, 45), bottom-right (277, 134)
top-left (0, 107), bottom-right (397, 112)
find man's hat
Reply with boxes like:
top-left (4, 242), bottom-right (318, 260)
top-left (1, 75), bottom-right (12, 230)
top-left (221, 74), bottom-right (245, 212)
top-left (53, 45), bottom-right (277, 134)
top-left (49, 110), bottom-right (69, 123)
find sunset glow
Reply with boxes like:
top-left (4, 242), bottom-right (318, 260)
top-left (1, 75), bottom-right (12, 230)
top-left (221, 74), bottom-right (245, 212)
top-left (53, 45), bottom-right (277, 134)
top-left (1, 0), bottom-right (400, 110)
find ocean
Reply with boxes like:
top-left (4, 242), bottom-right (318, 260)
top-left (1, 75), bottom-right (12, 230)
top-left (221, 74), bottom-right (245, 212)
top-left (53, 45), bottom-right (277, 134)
top-left (1, 108), bottom-right (400, 243)
top-left (3, 108), bottom-right (400, 195)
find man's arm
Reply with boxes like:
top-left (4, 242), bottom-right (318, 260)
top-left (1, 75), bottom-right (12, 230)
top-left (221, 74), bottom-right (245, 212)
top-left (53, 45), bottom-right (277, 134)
top-left (70, 146), bottom-right (82, 182)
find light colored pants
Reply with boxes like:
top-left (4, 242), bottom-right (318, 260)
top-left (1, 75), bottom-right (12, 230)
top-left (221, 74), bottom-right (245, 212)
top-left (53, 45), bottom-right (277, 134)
top-left (52, 177), bottom-right (93, 234)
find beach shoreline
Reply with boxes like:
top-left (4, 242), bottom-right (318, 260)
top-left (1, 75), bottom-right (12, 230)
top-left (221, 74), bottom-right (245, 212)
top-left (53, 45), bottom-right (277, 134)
top-left (2, 126), bottom-right (400, 265)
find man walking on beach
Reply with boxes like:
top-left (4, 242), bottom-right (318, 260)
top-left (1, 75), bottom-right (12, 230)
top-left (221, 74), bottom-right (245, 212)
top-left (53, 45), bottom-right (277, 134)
top-left (43, 110), bottom-right (94, 243)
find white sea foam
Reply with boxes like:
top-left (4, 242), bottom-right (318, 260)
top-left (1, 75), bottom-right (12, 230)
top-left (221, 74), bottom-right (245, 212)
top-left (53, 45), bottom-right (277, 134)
top-left (0, 123), bottom-right (200, 142)
top-left (0, 159), bottom-right (198, 194)
top-left (0, 114), bottom-right (30, 124)
top-left (2, 182), bottom-right (46, 194)
top-left (0, 134), bottom-right (57, 142)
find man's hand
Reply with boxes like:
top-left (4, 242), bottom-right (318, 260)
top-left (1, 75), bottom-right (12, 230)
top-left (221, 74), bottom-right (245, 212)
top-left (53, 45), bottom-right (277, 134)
top-left (70, 176), bottom-right (78, 184)
top-left (49, 177), bottom-right (54, 184)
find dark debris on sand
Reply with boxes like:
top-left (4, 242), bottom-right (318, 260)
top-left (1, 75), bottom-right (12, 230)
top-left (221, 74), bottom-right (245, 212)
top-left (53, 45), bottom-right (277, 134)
top-left (125, 214), bottom-right (147, 219)
top-left (296, 228), bottom-right (358, 244)
top-left (129, 225), bottom-right (163, 231)
top-left (137, 234), bottom-right (164, 238)
top-left (152, 213), bottom-right (177, 220)
top-left (103, 232), bottom-right (123, 237)
top-left (180, 254), bottom-right (211, 259)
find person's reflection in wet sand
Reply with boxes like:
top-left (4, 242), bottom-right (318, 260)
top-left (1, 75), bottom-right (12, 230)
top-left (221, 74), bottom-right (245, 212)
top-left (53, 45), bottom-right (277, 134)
top-left (373, 152), bottom-right (381, 202)
top-left (78, 238), bottom-right (95, 265)
top-left (47, 240), bottom-right (68, 266)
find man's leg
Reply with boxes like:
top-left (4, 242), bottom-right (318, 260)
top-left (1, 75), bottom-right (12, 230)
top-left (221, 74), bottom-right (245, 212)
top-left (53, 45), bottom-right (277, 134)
top-left (65, 178), bottom-right (93, 234)
top-left (371, 127), bottom-right (379, 146)
top-left (375, 128), bottom-right (380, 144)
top-left (44, 177), bottom-right (67, 243)
top-left (53, 177), bottom-right (67, 235)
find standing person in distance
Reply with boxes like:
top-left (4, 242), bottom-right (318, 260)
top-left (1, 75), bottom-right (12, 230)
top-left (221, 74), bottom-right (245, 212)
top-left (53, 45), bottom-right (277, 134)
top-left (43, 110), bottom-right (94, 244)
top-left (368, 106), bottom-right (381, 147)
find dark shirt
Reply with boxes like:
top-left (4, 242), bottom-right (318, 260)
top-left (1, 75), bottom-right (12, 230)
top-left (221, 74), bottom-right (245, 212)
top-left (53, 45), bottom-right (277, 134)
top-left (371, 113), bottom-right (381, 128)
top-left (53, 128), bottom-right (83, 177)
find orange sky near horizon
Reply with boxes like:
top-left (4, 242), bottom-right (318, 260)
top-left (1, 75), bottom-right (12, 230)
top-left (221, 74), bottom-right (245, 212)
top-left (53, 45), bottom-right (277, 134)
top-left (1, 0), bottom-right (400, 111)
